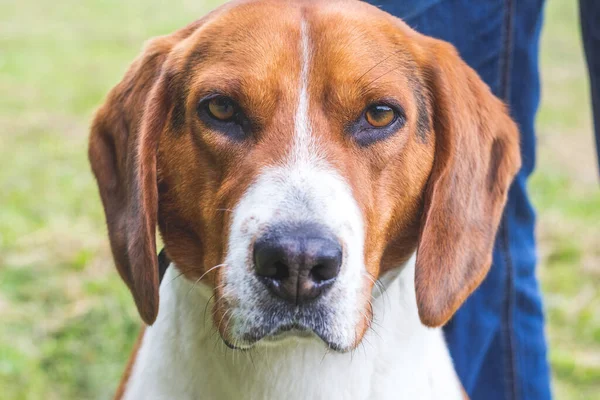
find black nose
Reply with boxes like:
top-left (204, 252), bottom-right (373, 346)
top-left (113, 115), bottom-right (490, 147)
top-left (253, 223), bottom-right (342, 305)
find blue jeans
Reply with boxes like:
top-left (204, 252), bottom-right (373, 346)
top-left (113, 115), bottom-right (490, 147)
top-left (367, 1), bottom-right (551, 399)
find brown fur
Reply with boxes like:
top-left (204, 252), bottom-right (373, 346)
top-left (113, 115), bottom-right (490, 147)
top-left (89, 0), bottom-right (520, 366)
top-left (412, 37), bottom-right (521, 326)
top-left (114, 326), bottom-right (145, 400)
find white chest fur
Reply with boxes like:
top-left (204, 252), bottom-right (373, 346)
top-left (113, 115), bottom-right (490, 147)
top-left (122, 259), bottom-right (463, 400)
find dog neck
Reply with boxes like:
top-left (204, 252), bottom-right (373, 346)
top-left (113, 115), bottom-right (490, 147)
top-left (122, 257), bottom-right (463, 400)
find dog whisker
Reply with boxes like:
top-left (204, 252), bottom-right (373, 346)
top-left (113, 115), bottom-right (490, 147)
top-left (185, 263), bottom-right (228, 297)
top-left (247, 348), bottom-right (256, 370)
top-left (320, 346), bottom-right (331, 365)
top-left (166, 266), bottom-right (197, 286)
top-left (217, 308), bottom-right (232, 334)
top-left (197, 263), bottom-right (228, 285)
top-left (363, 271), bottom-right (389, 317)
top-left (355, 48), bottom-right (405, 84)
top-left (365, 64), bottom-right (403, 86)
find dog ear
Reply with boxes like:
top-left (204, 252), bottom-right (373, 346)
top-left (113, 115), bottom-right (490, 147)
top-left (414, 38), bottom-right (522, 327)
top-left (88, 23), bottom-right (200, 324)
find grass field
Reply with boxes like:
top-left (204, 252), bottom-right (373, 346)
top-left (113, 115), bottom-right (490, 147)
top-left (1, 0), bottom-right (599, 398)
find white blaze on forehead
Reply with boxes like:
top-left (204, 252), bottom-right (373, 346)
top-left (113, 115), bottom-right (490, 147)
top-left (292, 20), bottom-right (320, 165)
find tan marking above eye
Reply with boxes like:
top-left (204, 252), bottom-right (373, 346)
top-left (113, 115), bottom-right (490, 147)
top-left (365, 104), bottom-right (396, 128)
top-left (207, 96), bottom-right (236, 121)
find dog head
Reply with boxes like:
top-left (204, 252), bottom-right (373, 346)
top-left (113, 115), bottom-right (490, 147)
top-left (89, 0), bottom-right (520, 352)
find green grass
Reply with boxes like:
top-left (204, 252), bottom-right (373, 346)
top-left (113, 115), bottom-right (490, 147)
top-left (1, 0), bottom-right (599, 398)
top-left (533, 1), bottom-right (600, 399)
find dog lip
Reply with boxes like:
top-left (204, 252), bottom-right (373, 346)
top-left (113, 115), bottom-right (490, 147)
top-left (270, 323), bottom-right (312, 337)
top-left (237, 319), bottom-right (350, 352)
top-left (241, 322), bottom-right (310, 343)
top-left (235, 332), bottom-right (347, 354)
top-left (221, 338), bottom-right (249, 351)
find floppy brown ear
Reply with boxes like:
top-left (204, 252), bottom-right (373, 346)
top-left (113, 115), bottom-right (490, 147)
top-left (88, 23), bottom-right (200, 324)
top-left (414, 39), bottom-right (522, 327)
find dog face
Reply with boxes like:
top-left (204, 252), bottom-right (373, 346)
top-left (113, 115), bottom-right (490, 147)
top-left (89, 0), bottom-right (520, 351)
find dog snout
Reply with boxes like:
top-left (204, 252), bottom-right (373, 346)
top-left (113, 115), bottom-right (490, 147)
top-left (253, 223), bottom-right (342, 305)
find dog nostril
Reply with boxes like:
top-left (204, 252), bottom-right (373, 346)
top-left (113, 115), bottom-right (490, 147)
top-left (310, 263), bottom-right (336, 283)
top-left (308, 244), bottom-right (342, 283)
top-left (254, 243), bottom-right (291, 282)
top-left (272, 261), bottom-right (290, 280)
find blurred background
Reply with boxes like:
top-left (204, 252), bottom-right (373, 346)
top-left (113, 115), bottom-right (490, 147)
top-left (1, 0), bottom-right (599, 398)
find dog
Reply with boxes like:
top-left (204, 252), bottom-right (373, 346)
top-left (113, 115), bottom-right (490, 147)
top-left (89, 0), bottom-right (521, 398)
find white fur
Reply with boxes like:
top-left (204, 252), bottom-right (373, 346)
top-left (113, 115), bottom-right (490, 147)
top-left (123, 258), bottom-right (463, 400)
top-left (292, 20), bottom-right (318, 164)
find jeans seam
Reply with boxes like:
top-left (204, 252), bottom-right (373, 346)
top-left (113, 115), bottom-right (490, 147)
top-left (499, 1), bottom-right (519, 400)
top-left (500, 0), bottom-right (514, 101)
top-left (500, 217), bottom-right (518, 400)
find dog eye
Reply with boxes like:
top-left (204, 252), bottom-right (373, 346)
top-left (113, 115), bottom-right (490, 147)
top-left (365, 104), bottom-right (396, 127)
top-left (206, 96), bottom-right (237, 121)
top-left (347, 101), bottom-right (406, 146)
top-left (197, 95), bottom-right (250, 141)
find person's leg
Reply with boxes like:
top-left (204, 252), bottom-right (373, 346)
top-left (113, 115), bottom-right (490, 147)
top-left (502, 4), bottom-right (552, 399)
top-left (366, 1), bottom-right (551, 399)
top-left (580, 0), bottom-right (600, 175)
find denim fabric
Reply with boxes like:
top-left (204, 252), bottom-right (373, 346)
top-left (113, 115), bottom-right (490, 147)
top-left (580, 0), bottom-right (600, 176)
top-left (366, 1), bottom-right (552, 399)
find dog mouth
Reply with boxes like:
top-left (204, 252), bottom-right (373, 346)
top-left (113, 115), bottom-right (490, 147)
top-left (223, 324), bottom-right (343, 352)
top-left (220, 304), bottom-right (348, 352)
top-left (250, 323), bottom-right (315, 343)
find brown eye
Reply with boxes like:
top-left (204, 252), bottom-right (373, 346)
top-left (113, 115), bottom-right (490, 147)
top-left (365, 104), bottom-right (396, 127)
top-left (207, 96), bottom-right (237, 121)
